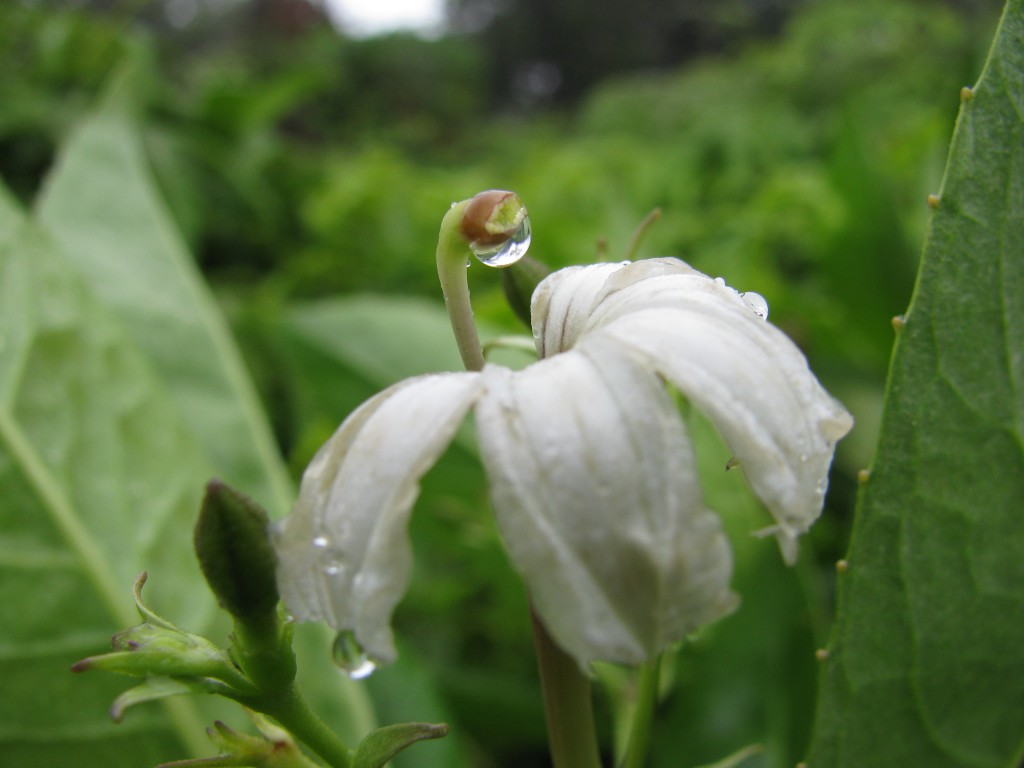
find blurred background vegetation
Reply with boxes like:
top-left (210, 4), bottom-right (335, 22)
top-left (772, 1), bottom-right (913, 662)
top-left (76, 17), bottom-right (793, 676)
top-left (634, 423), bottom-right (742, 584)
top-left (0, 0), bottom-right (1005, 765)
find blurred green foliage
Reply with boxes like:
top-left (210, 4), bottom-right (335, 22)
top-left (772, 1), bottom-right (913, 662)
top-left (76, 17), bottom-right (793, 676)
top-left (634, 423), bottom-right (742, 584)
top-left (0, 0), bottom-right (1005, 766)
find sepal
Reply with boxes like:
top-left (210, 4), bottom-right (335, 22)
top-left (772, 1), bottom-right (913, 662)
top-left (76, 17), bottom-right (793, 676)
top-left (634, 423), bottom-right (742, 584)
top-left (156, 718), bottom-right (322, 768)
top-left (71, 572), bottom-right (256, 696)
top-left (110, 677), bottom-right (223, 724)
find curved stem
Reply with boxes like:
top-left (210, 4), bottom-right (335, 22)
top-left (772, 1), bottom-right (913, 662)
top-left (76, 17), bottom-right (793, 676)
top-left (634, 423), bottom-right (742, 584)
top-left (531, 610), bottom-right (603, 768)
top-left (621, 655), bottom-right (662, 768)
top-left (436, 200), bottom-right (486, 372)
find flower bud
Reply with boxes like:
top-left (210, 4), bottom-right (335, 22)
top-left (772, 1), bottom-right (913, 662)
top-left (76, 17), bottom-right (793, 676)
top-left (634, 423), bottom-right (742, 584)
top-left (459, 190), bottom-right (527, 246)
top-left (195, 480), bottom-right (279, 621)
top-left (459, 190), bottom-right (532, 268)
top-left (71, 573), bottom-right (254, 697)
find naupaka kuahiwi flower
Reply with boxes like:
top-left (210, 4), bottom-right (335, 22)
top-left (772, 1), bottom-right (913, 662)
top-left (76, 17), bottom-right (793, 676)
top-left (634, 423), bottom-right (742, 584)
top-left (272, 191), bottom-right (853, 672)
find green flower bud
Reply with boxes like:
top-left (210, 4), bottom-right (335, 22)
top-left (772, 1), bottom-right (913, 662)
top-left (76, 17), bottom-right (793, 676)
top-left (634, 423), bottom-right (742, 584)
top-left (195, 479), bottom-right (279, 620)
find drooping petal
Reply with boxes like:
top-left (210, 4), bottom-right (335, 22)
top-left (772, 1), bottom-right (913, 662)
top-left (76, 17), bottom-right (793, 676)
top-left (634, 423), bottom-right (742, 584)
top-left (273, 373), bottom-right (485, 663)
top-left (589, 272), bottom-right (852, 559)
top-left (533, 259), bottom-right (703, 358)
top-left (475, 340), bottom-right (738, 668)
top-left (530, 262), bottom-right (623, 358)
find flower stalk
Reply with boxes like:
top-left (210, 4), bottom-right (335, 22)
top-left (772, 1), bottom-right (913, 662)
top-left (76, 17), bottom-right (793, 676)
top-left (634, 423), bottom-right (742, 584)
top-left (621, 655), bottom-right (662, 768)
top-left (531, 611), bottom-right (604, 768)
top-left (436, 190), bottom-right (531, 370)
top-left (436, 199), bottom-right (485, 371)
top-left (438, 192), bottom-right (604, 767)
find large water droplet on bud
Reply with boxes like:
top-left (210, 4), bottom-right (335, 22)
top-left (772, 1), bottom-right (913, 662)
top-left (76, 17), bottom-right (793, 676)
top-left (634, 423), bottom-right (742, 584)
top-left (332, 630), bottom-right (377, 680)
top-left (470, 215), bottom-right (532, 267)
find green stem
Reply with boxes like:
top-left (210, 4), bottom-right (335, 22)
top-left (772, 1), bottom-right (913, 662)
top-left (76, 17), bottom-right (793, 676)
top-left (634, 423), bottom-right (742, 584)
top-left (437, 192), bottom-right (602, 767)
top-left (231, 613), bottom-right (297, 694)
top-left (230, 613), bottom-right (351, 767)
top-left (248, 685), bottom-right (353, 768)
top-left (436, 200), bottom-right (486, 372)
top-left (531, 610), bottom-right (603, 768)
top-left (620, 655), bottom-right (662, 768)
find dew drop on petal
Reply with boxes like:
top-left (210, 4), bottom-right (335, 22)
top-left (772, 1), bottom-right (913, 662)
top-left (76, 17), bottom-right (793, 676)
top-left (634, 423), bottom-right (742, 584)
top-left (470, 215), bottom-right (532, 267)
top-left (741, 291), bottom-right (769, 320)
top-left (312, 536), bottom-right (348, 577)
top-left (332, 630), bottom-right (377, 680)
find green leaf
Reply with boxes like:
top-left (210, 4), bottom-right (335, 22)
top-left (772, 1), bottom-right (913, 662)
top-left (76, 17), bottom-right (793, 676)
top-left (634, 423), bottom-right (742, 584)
top-left (806, 2), bottom-right (1024, 766)
top-left (283, 295), bottom-right (466, 391)
top-left (352, 721), bottom-right (449, 768)
top-left (24, 84), bottom-right (377, 756)
top-left (0, 185), bottom-right (215, 764)
top-left (35, 79), bottom-right (292, 517)
top-left (280, 295), bottom-right (476, 465)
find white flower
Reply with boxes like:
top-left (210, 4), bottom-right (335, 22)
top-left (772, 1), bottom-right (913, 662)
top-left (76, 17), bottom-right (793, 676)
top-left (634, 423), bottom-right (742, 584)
top-left (273, 258), bottom-right (853, 669)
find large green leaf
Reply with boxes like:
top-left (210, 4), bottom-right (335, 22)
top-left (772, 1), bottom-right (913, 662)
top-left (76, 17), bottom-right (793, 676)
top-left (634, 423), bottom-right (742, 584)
top-left (806, 2), bottom-right (1024, 765)
top-left (1, 85), bottom-right (375, 762)
top-left (0, 185), bottom-right (216, 765)
top-left (35, 79), bottom-right (292, 517)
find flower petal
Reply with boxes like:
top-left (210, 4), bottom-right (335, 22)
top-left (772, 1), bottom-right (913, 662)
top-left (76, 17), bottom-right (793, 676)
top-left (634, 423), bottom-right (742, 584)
top-left (591, 273), bottom-right (852, 559)
top-left (272, 373), bottom-right (484, 663)
top-left (531, 262), bottom-right (623, 358)
top-left (532, 258), bottom-right (703, 357)
top-left (475, 341), bottom-right (737, 668)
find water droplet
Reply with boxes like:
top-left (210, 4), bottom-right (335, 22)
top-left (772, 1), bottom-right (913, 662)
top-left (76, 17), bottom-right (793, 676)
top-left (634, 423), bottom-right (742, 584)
top-left (470, 215), bottom-right (532, 267)
top-left (332, 630), bottom-right (377, 680)
top-left (741, 291), bottom-right (769, 320)
top-left (312, 536), bottom-right (347, 577)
